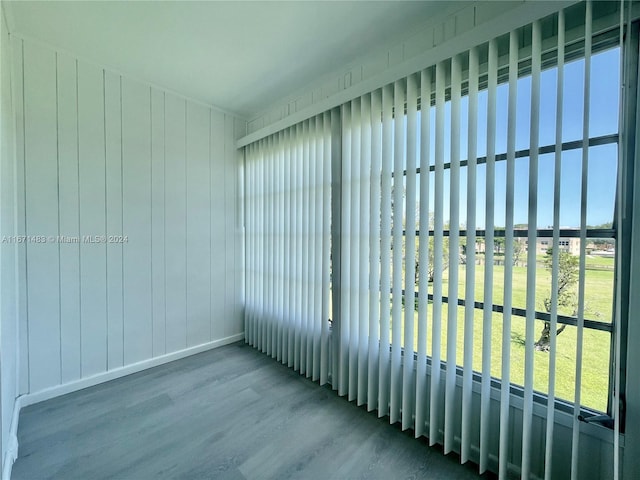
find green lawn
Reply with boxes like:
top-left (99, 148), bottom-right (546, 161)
top-left (585, 254), bottom-right (616, 269)
top-left (391, 262), bottom-right (614, 412)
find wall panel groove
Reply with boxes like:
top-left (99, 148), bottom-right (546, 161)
top-left (151, 88), bottom-right (166, 357)
top-left (186, 102), bottom-right (211, 347)
top-left (2, 8), bottom-right (21, 473)
top-left (12, 36), bottom-right (30, 396)
top-left (164, 95), bottom-right (187, 354)
top-left (122, 77), bottom-right (152, 365)
top-left (13, 38), bottom-right (243, 396)
top-left (105, 70), bottom-right (123, 370)
top-left (210, 111), bottom-right (226, 341)
top-left (78, 61), bottom-right (107, 378)
top-left (23, 41), bottom-right (60, 392)
top-left (57, 51), bottom-right (81, 383)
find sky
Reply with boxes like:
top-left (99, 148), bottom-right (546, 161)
top-left (406, 46), bottom-right (620, 230)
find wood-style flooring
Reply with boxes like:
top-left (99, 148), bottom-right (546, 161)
top-left (12, 342), bottom-right (488, 479)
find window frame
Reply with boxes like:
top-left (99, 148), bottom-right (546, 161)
top-left (369, 33), bottom-right (623, 419)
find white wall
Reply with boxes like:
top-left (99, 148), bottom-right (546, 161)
top-left (11, 36), bottom-right (243, 397)
top-left (243, 1), bottom-right (572, 139)
top-left (0, 3), bottom-right (20, 475)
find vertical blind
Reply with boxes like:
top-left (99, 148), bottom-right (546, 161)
top-left (245, 113), bottom-right (332, 384)
top-left (244, 2), bottom-right (626, 479)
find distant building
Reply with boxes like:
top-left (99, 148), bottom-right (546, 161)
top-left (534, 237), bottom-right (580, 256)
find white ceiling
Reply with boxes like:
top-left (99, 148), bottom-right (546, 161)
top-left (5, 1), bottom-right (461, 119)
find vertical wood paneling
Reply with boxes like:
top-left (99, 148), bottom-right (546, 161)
top-left (186, 102), bottom-right (211, 346)
top-left (23, 42), bottom-right (61, 392)
top-left (164, 95), bottom-right (187, 352)
top-left (225, 115), bottom-right (244, 336)
top-left (13, 37), bottom-right (30, 395)
top-left (15, 39), bottom-right (241, 396)
top-left (227, 116), bottom-right (242, 336)
top-left (104, 71), bottom-right (123, 369)
top-left (56, 53), bottom-right (81, 383)
top-left (151, 89), bottom-right (166, 356)
top-left (1, 10), bottom-right (19, 456)
top-left (121, 78), bottom-right (152, 364)
top-left (77, 62), bottom-right (107, 377)
top-left (210, 110), bottom-right (226, 340)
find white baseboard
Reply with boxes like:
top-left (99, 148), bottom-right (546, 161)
top-left (20, 333), bottom-right (244, 408)
top-left (1, 333), bottom-right (243, 479)
top-left (2, 395), bottom-right (22, 480)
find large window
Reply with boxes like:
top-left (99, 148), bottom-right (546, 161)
top-left (244, 2), bottom-right (634, 478)
top-left (393, 44), bottom-right (621, 414)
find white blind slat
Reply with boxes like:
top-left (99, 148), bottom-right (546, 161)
top-left (613, 3), bottom-right (627, 478)
top-left (287, 131), bottom-right (296, 367)
top-left (276, 130), bottom-right (284, 362)
top-left (429, 60), bottom-right (446, 446)
top-left (330, 107), bottom-right (341, 388)
top-left (269, 134), bottom-right (276, 357)
top-left (312, 116), bottom-right (321, 380)
top-left (461, 46), bottom-right (478, 465)
top-left (320, 112), bottom-right (331, 385)
top-left (522, 19), bottom-right (542, 479)
top-left (349, 98), bottom-right (361, 401)
top-left (481, 37), bottom-right (498, 474)
top-left (403, 73), bottom-right (418, 431)
top-left (415, 68), bottom-right (431, 439)
top-left (301, 120), bottom-right (310, 371)
top-left (444, 54), bottom-right (461, 455)
top-left (499, 29), bottom-right (518, 480)
top-left (284, 130), bottom-right (292, 365)
top-left (358, 95), bottom-right (371, 405)
top-left (259, 138), bottom-right (266, 352)
top-left (378, 85), bottom-right (393, 418)
top-left (390, 80), bottom-right (405, 424)
top-left (295, 122), bottom-right (303, 371)
top-left (545, 9), bottom-right (565, 480)
top-left (572, 2), bottom-right (592, 478)
top-left (339, 104), bottom-right (352, 396)
top-left (367, 89), bottom-right (382, 411)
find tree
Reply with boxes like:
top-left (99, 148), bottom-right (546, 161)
top-left (534, 248), bottom-right (579, 351)
top-left (414, 212), bottom-right (450, 286)
top-left (423, 236), bottom-right (449, 283)
top-left (512, 238), bottom-right (525, 266)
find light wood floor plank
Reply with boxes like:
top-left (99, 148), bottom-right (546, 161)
top-left (13, 342), bottom-right (487, 479)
